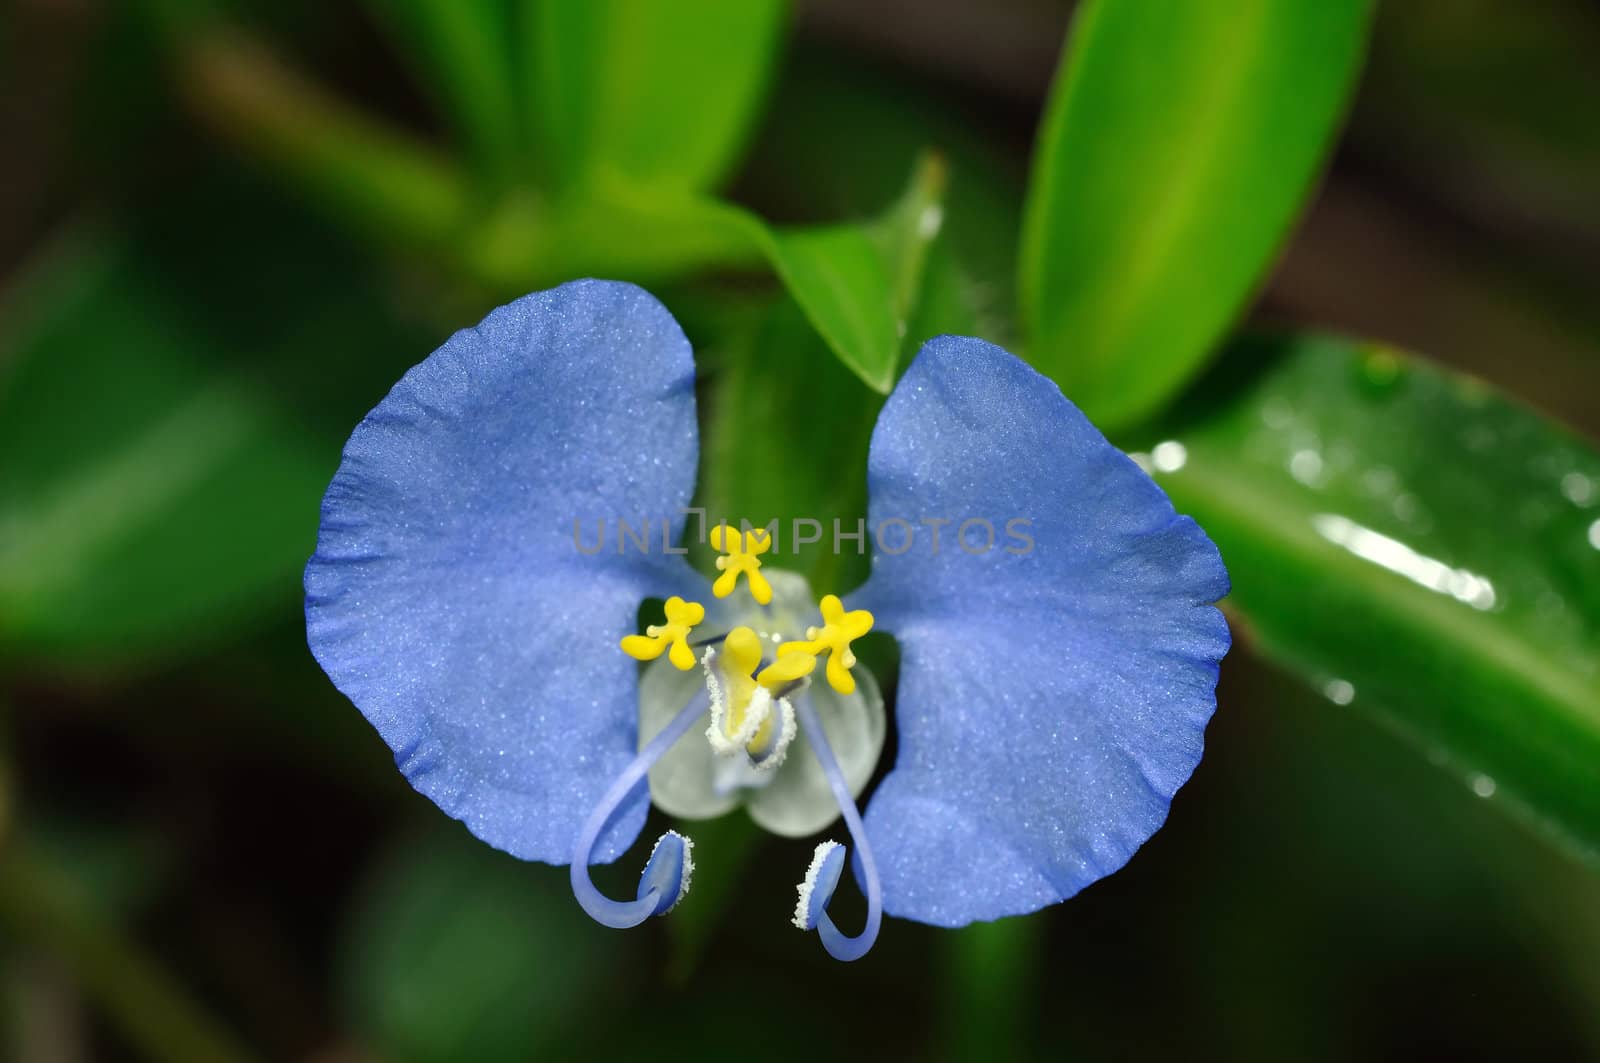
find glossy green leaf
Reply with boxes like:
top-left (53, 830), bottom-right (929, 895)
top-left (762, 153), bottom-right (949, 392)
top-left (1141, 334), bottom-right (1600, 859)
top-left (522, 0), bottom-right (787, 194)
top-left (0, 188), bottom-right (423, 664)
top-left (762, 227), bottom-right (897, 391)
top-left (363, 0), bottom-right (520, 180)
top-left (1021, 0), bottom-right (1373, 429)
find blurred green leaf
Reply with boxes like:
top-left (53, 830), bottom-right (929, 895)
top-left (468, 187), bottom-right (763, 292)
top-left (363, 0), bottom-right (520, 181)
top-left (339, 827), bottom-right (622, 1063)
top-left (177, 34), bottom-right (769, 293)
top-left (25, 817), bottom-right (173, 919)
top-left (167, 29), bottom-right (962, 386)
top-left (743, 47), bottom-right (1025, 344)
top-left (1020, 0), bottom-right (1372, 429)
top-left (1143, 334), bottom-right (1600, 859)
top-left (0, 182), bottom-right (422, 664)
top-left (523, 0), bottom-right (787, 195)
top-left (762, 153), bottom-right (948, 392)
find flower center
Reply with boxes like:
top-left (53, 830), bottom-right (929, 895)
top-left (620, 527), bottom-right (875, 774)
top-left (594, 550), bottom-right (886, 961)
top-left (630, 565), bottom-right (885, 824)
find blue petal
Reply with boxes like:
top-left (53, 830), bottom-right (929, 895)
top-left (852, 337), bottom-right (1230, 926)
top-left (305, 281), bottom-right (701, 864)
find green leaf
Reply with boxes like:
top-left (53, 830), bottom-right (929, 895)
top-left (363, 0), bottom-right (520, 181)
top-left (522, 0), bottom-right (787, 195)
top-left (762, 228), bottom-right (898, 392)
top-left (1141, 334), bottom-right (1600, 859)
top-left (478, 155), bottom-right (951, 396)
top-left (0, 184), bottom-right (423, 665)
top-left (742, 50), bottom-right (1027, 345)
top-left (467, 187), bottom-right (764, 292)
top-left (762, 152), bottom-right (949, 392)
top-left (339, 827), bottom-right (622, 1063)
top-left (1020, 0), bottom-right (1373, 429)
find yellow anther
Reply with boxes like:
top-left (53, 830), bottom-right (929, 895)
top-left (710, 524), bottom-right (773, 605)
top-left (775, 594), bottom-right (874, 694)
top-left (620, 596), bottom-right (705, 671)
top-left (756, 650), bottom-right (816, 691)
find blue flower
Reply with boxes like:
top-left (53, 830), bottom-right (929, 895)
top-left (306, 279), bottom-right (1229, 962)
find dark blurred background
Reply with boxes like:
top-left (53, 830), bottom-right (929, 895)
top-left (2, 1), bottom-right (1599, 1060)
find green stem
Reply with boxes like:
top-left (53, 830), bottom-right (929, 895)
top-left (0, 845), bottom-right (258, 1063)
top-left (940, 918), bottom-right (1043, 1062)
top-left (662, 813), bottom-right (765, 986)
top-left (171, 30), bottom-right (767, 296)
top-left (178, 31), bottom-right (475, 250)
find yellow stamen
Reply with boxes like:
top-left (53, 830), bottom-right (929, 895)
top-left (775, 594), bottom-right (874, 694)
top-left (710, 524), bottom-right (774, 605)
top-left (756, 650), bottom-right (816, 691)
top-left (619, 596), bottom-right (705, 671)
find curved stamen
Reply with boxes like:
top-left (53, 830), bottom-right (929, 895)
top-left (570, 691), bottom-right (707, 929)
top-left (791, 695), bottom-right (883, 962)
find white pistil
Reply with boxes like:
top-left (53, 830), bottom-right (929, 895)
top-left (793, 840), bottom-right (842, 930)
top-left (702, 645), bottom-right (774, 757)
top-left (748, 698), bottom-right (797, 773)
top-left (649, 831), bottom-right (693, 913)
